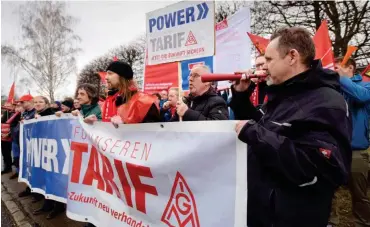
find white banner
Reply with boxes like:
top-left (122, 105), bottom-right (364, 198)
top-left (146, 1), bottom-right (215, 65)
top-left (66, 118), bottom-right (247, 227)
top-left (214, 7), bottom-right (252, 89)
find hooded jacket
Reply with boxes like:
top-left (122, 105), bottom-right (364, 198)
top-left (340, 73), bottom-right (370, 150)
top-left (231, 60), bottom-right (352, 227)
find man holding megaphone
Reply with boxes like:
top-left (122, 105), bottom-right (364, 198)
top-left (231, 27), bottom-right (352, 227)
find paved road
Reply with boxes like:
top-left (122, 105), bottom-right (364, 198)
top-left (1, 201), bottom-right (17, 227)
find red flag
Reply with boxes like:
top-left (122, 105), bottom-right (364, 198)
top-left (362, 64), bottom-right (370, 82)
top-left (313, 20), bottom-right (335, 69)
top-left (7, 82), bottom-right (15, 104)
top-left (113, 56), bottom-right (118, 61)
top-left (247, 32), bottom-right (269, 55)
top-left (341, 46), bottom-right (358, 66)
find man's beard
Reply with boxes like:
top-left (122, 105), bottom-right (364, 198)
top-left (266, 77), bottom-right (274, 86)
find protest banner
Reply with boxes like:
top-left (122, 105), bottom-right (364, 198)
top-left (213, 7), bottom-right (252, 90)
top-left (181, 56), bottom-right (213, 90)
top-left (66, 118), bottom-right (247, 227)
top-left (19, 114), bottom-right (77, 203)
top-left (143, 61), bottom-right (179, 93)
top-left (146, 1), bottom-right (215, 65)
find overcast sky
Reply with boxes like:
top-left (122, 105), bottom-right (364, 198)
top-left (1, 1), bottom-right (174, 100)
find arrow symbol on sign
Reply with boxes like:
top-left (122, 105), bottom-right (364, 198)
top-left (197, 2), bottom-right (209, 20)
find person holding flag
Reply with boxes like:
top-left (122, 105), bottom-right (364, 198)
top-left (334, 57), bottom-right (370, 226)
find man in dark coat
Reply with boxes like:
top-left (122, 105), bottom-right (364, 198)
top-left (231, 27), bottom-right (352, 227)
top-left (174, 65), bottom-right (229, 121)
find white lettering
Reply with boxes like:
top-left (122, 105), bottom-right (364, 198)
top-left (42, 139), bottom-right (59, 173)
top-left (32, 138), bottom-right (41, 167)
top-left (61, 139), bottom-right (70, 174)
top-left (151, 32), bottom-right (185, 52)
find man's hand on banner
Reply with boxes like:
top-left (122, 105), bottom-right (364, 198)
top-left (111, 115), bottom-right (123, 128)
top-left (71, 110), bottom-right (80, 116)
top-left (176, 101), bottom-right (188, 117)
top-left (235, 120), bottom-right (249, 135)
top-left (55, 111), bottom-right (63, 117)
top-left (83, 115), bottom-right (98, 124)
top-left (35, 114), bottom-right (41, 119)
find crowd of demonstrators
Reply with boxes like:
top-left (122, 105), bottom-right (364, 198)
top-left (1, 25), bottom-right (369, 227)
top-left (329, 58), bottom-right (370, 226)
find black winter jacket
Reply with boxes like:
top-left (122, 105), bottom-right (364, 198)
top-left (172, 88), bottom-right (229, 121)
top-left (38, 108), bottom-right (55, 117)
top-left (231, 60), bottom-right (352, 227)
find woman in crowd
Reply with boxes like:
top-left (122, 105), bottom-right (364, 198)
top-left (34, 96), bottom-right (55, 118)
top-left (55, 98), bottom-right (74, 116)
top-left (33, 96), bottom-right (65, 219)
top-left (72, 83), bottom-right (102, 122)
top-left (73, 99), bottom-right (81, 111)
top-left (160, 87), bottom-right (179, 122)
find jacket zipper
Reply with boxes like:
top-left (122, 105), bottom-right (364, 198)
top-left (269, 189), bottom-right (276, 227)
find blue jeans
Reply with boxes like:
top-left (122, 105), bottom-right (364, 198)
top-left (12, 142), bottom-right (20, 173)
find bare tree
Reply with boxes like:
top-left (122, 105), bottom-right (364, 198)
top-left (216, 1), bottom-right (370, 66)
top-left (215, 1), bottom-right (250, 22)
top-left (1, 1), bottom-right (81, 102)
top-left (252, 1), bottom-right (370, 65)
top-left (77, 35), bottom-right (146, 89)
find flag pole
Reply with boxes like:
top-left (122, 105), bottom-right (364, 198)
top-left (178, 62), bottom-right (183, 122)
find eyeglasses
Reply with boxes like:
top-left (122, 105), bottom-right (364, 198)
top-left (255, 63), bottom-right (264, 69)
top-left (187, 73), bottom-right (201, 80)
